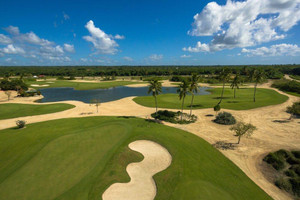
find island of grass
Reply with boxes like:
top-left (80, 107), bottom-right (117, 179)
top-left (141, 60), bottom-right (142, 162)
top-left (134, 88), bottom-right (288, 110)
top-left (0, 117), bottom-right (271, 200)
top-left (25, 80), bottom-right (141, 90)
top-left (0, 103), bottom-right (75, 120)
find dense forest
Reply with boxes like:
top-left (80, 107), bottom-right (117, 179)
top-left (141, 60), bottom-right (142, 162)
top-left (0, 65), bottom-right (299, 78)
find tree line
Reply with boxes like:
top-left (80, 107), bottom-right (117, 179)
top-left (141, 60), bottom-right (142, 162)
top-left (0, 65), bottom-right (299, 78)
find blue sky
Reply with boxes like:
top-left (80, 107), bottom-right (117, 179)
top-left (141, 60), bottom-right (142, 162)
top-left (0, 0), bottom-right (300, 66)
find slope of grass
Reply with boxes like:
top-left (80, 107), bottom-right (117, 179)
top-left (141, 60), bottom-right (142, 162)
top-left (0, 117), bottom-right (271, 200)
top-left (133, 88), bottom-right (288, 110)
top-left (25, 80), bottom-right (141, 90)
top-left (0, 103), bottom-right (75, 120)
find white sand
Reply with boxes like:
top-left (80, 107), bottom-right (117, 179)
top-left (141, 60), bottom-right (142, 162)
top-left (102, 140), bottom-right (172, 200)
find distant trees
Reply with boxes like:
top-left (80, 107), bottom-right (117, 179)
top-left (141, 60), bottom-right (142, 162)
top-left (189, 74), bottom-right (200, 117)
top-left (0, 79), bottom-right (28, 91)
top-left (230, 74), bottom-right (240, 98)
top-left (230, 121), bottom-right (257, 144)
top-left (148, 79), bottom-right (162, 117)
top-left (177, 80), bottom-right (190, 121)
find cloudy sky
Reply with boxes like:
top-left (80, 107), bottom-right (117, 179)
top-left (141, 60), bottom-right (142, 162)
top-left (0, 0), bottom-right (300, 66)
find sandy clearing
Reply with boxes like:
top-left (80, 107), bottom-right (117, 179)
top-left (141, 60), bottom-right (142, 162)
top-left (30, 84), bottom-right (49, 87)
top-left (126, 80), bottom-right (178, 88)
top-left (0, 81), bottom-right (299, 200)
top-left (284, 74), bottom-right (300, 82)
top-left (102, 140), bottom-right (172, 200)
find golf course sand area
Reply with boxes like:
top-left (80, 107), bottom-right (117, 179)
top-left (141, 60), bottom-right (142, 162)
top-left (102, 140), bottom-right (172, 200)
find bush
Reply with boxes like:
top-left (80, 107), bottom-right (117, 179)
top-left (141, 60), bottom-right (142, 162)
top-left (263, 152), bottom-right (286, 170)
top-left (292, 151), bottom-right (300, 159)
top-left (285, 169), bottom-right (297, 178)
top-left (287, 101), bottom-right (300, 117)
top-left (151, 110), bottom-right (197, 124)
top-left (275, 177), bottom-right (293, 193)
top-left (213, 112), bottom-right (236, 125)
top-left (0, 79), bottom-right (28, 91)
top-left (16, 120), bottom-right (26, 129)
top-left (68, 76), bottom-right (76, 80)
top-left (291, 165), bottom-right (300, 176)
top-left (57, 76), bottom-right (66, 80)
top-left (290, 178), bottom-right (300, 197)
top-left (272, 79), bottom-right (300, 95)
top-left (169, 75), bottom-right (188, 82)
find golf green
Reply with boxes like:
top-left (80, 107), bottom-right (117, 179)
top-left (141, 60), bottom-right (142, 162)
top-left (134, 88), bottom-right (288, 110)
top-left (0, 103), bottom-right (75, 120)
top-left (0, 117), bottom-right (271, 200)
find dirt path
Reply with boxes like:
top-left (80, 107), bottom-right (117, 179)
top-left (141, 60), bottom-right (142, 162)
top-left (0, 81), bottom-right (299, 200)
top-left (102, 140), bottom-right (172, 200)
top-left (284, 74), bottom-right (300, 82)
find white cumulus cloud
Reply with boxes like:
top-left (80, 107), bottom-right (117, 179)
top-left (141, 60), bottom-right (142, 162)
top-left (83, 20), bottom-right (120, 54)
top-left (149, 54), bottom-right (163, 60)
top-left (123, 56), bottom-right (133, 61)
top-left (185, 0), bottom-right (300, 52)
top-left (181, 54), bottom-right (192, 58)
top-left (64, 43), bottom-right (75, 53)
top-left (241, 43), bottom-right (300, 57)
top-left (0, 34), bottom-right (12, 44)
top-left (0, 44), bottom-right (25, 54)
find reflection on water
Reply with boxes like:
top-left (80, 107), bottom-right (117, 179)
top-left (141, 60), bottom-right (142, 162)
top-left (37, 86), bottom-right (210, 103)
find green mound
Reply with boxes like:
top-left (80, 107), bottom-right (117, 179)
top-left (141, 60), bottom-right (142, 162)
top-left (134, 88), bottom-right (288, 110)
top-left (0, 117), bottom-right (271, 200)
top-left (0, 103), bottom-right (75, 120)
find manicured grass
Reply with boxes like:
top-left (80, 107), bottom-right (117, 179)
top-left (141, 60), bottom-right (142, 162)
top-left (134, 88), bottom-right (288, 110)
top-left (25, 80), bottom-right (141, 90)
top-left (0, 117), bottom-right (271, 200)
top-left (0, 103), bottom-right (75, 120)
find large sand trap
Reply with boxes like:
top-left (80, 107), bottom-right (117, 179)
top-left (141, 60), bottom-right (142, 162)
top-left (102, 140), bottom-right (172, 200)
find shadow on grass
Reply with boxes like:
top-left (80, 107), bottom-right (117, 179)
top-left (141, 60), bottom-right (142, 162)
top-left (226, 101), bottom-right (239, 103)
top-left (205, 114), bottom-right (214, 117)
top-left (117, 116), bottom-right (137, 119)
top-left (213, 141), bottom-right (237, 150)
top-left (212, 97), bottom-right (230, 100)
top-left (187, 104), bottom-right (204, 108)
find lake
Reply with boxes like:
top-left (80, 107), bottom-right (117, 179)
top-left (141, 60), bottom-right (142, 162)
top-left (37, 86), bottom-right (211, 103)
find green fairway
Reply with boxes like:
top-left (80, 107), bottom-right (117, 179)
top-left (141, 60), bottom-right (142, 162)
top-left (134, 88), bottom-right (288, 110)
top-left (25, 80), bottom-right (141, 90)
top-left (0, 117), bottom-right (271, 200)
top-left (0, 103), bottom-right (75, 120)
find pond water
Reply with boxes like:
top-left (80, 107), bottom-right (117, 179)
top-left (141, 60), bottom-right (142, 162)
top-left (37, 86), bottom-right (210, 103)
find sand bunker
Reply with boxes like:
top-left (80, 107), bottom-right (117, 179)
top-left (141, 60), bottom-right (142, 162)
top-left (102, 140), bottom-right (172, 200)
top-left (30, 84), bottom-right (49, 87)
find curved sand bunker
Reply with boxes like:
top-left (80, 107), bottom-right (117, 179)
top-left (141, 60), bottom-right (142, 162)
top-left (102, 140), bottom-right (172, 200)
top-left (30, 84), bottom-right (49, 87)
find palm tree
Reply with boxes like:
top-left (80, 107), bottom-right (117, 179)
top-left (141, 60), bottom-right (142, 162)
top-left (177, 80), bottom-right (190, 121)
top-left (189, 74), bottom-right (200, 117)
top-left (148, 79), bottom-right (162, 117)
top-left (218, 68), bottom-right (231, 104)
top-left (249, 69), bottom-right (265, 102)
top-left (230, 74), bottom-right (240, 98)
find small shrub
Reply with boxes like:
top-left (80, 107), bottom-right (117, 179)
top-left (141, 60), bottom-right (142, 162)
top-left (263, 152), bottom-right (286, 170)
top-left (285, 169), bottom-right (297, 178)
top-left (16, 120), bottom-right (26, 129)
top-left (290, 165), bottom-right (300, 176)
top-left (292, 151), bottom-right (300, 159)
top-left (275, 177), bottom-right (292, 193)
top-left (287, 101), bottom-right (300, 117)
top-left (290, 178), bottom-right (300, 197)
top-left (151, 110), bottom-right (197, 124)
top-left (214, 112), bottom-right (236, 125)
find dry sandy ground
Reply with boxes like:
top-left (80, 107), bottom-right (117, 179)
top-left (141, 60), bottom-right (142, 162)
top-left (0, 82), bottom-right (299, 200)
top-left (284, 74), bottom-right (300, 82)
top-left (126, 80), bottom-right (178, 88)
top-left (102, 140), bottom-right (172, 200)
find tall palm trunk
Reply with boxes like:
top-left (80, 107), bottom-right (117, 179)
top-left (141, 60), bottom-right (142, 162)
top-left (219, 80), bottom-right (225, 104)
top-left (155, 95), bottom-right (158, 117)
top-left (190, 94), bottom-right (194, 117)
top-left (181, 97), bottom-right (185, 121)
top-left (234, 87), bottom-right (236, 99)
top-left (253, 82), bottom-right (257, 102)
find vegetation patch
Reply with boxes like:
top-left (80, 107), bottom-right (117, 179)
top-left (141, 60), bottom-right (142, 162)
top-left (287, 101), bottom-right (300, 117)
top-left (0, 103), bottom-right (75, 120)
top-left (272, 79), bottom-right (300, 96)
top-left (214, 112), bottom-right (236, 125)
top-left (151, 110), bottom-right (197, 124)
top-left (263, 149), bottom-right (300, 198)
top-left (134, 88), bottom-right (288, 110)
top-left (0, 117), bottom-right (272, 200)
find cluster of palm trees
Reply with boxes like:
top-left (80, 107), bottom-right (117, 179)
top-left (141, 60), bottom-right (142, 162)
top-left (148, 68), bottom-right (265, 119)
top-left (148, 74), bottom-right (200, 120)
